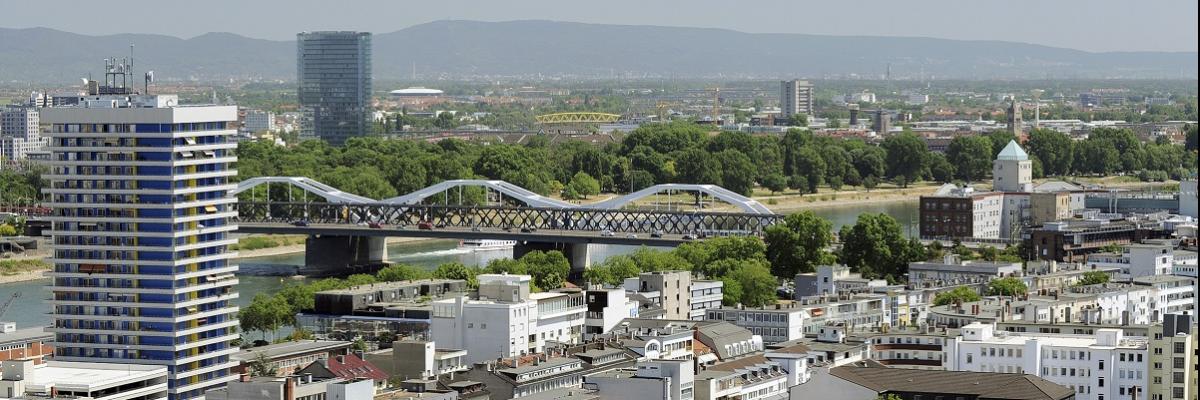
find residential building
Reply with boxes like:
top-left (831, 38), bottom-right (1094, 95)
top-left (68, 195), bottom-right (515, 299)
top-left (0, 359), bottom-right (168, 400)
top-left (430, 274), bottom-right (585, 363)
top-left (585, 360), bottom-right (694, 400)
top-left (794, 265), bottom-right (887, 298)
top-left (906, 94), bottom-right (930, 105)
top-left (0, 325), bottom-right (53, 364)
top-left (800, 366), bottom-right (1076, 400)
top-left (703, 355), bottom-right (790, 400)
top-left (242, 109), bottom-right (276, 134)
top-left (1132, 275), bottom-right (1196, 320)
top-left (297, 31), bottom-right (372, 145)
top-left (598, 319), bottom-right (696, 361)
top-left (862, 326), bottom-right (955, 370)
top-left (1086, 243), bottom-right (1175, 281)
top-left (919, 185), bottom-right (1004, 240)
top-left (41, 73), bottom-right (239, 398)
top-left (625, 271), bottom-right (692, 320)
top-left (707, 295), bottom-right (887, 344)
top-left (370, 340), bottom-right (468, 381)
top-left (705, 305), bottom-right (806, 344)
top-left (780, 80), bottom-right (814, 118)
top-left (1147, 314), bottom-right (1196, 400)
top-left (584, 288), bottom-right (639, 339)
top-left (694, 321), bottom-right (765, 363)
top-left (1031, 192), bottom-right (1073, 226)
top-left (231, 340), bottom-right (353, 377)
top-left (947, 322), bottom-right (1148, 400)
top-left (690, 280), bottom-right (724, 321)
top-left (1, 106), bottom-right (46, 163)
top-left (206, 374), bottom-right (375, 400)
top-left (297, 353), bottom-right (389, 390)
top-left (908, 255), bottom-right (1022, 288)
top-left (1027, 220), bottom-right (1167, 262)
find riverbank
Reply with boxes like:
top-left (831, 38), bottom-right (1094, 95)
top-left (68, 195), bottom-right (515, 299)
top-left (0, 259), bottom-right (49, 284)
top-left (233, 236), bottom-right (442, 259)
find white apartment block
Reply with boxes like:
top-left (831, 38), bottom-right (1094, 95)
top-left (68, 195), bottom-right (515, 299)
top-left (1, 106), bottom-right (45, 162)
top-left (1172, 250), bottom-right (1197, 278)
top-left (780, 80), bottom-right (814, 118)
top-left (690, 280), bottom-right (724, 321)
top-left (1087, 244), bottom-right (1175, 281)
top-left (948, 322), bottom-right (1149, 400)
top-left (586, 360), bottom-right (694, 400)
top-left (795, 265), bottom-right (887, 298)
top-left (706, 295), bottom-right (887, 344)
top-left (431, 274), bottom-right (585, 363)
top-left (1132, 275), bottom-right (1196, 321)
top-left (584, 287), bottom-right (639, 340)
top-left (625, 271), bottom-right (692, 320)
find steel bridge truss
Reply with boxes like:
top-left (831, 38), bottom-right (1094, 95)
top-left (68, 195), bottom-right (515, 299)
top-left (533, 112), bottom-right (622, 124)
top-left (235, 202), bottom-right (780, 235)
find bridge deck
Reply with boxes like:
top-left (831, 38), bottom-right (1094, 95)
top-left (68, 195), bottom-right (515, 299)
top-left (236, 223), bottom-right (691, 246)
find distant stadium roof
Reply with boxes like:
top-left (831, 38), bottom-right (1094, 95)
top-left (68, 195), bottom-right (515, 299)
top-left (389, 87), bottom-right (444, 96)
top-left (996, 140), bottom-right (1029, 161)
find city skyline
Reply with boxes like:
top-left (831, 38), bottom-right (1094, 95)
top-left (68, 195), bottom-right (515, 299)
top-left (0, 0), bottom-right (1196, 53)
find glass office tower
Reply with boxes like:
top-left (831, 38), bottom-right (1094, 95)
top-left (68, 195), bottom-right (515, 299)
top-left (297, 31), bottom-right (372, 146)
top-left (41, 80), bottom-right (240, 399)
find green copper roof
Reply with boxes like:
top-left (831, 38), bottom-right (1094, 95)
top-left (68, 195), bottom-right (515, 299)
top-left (996, 140), bottom-right (1028, 161)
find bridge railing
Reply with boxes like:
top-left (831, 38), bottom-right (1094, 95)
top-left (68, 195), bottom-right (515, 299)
top-left (233, 202), bottom-right (781, 235)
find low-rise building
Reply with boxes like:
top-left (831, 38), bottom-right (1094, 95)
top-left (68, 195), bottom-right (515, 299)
top-left (231, 340), bottom-right (354, 377)
top-left (690, 280), bottom-right (724, 321)
top-left (366, 340), bottom-right (468, 381)
top-left (1086, 243), bottom-right (1175, 281)
top-left (431, 274), bottom-right (585, 363)
top-left (0, 325), bottom-right (52, 364)
top-left (908, 255), bottom-right (1022, 288)
top-left (800, 366), bottom-right (1076, 400)
top-left (947, 322), bottom-right (1148, 400)
top-left (702, 355), bottom-right (790, 400)
top-left (207, 374), bottom-right (376, 400)
top-left (1027, 219), bottom-right (1167, 262)
top-left (794, 265), bottom-right (886, 298)
top-left (584, 288), bottom-right (639, 340)
top-left (0, 360), bottom-right (168, 400)
top-left (585, 360), bottom-right (694, 400)
top-left (297, 353), bottom-right (390, 390)
top-left (1147, 314), bottom-right (1196, 400)
top-left (624, 271), bottom-right (693, 320)
top-left (1132, 275), bottom-right (1196, 320)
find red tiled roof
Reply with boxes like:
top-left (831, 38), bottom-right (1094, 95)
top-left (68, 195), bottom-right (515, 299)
top-left (322, 354), bottom-right (389, 382)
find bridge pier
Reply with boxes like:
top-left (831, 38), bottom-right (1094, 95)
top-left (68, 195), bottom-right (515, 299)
top-left (303, 235), bottom-right (388, 277)
top-left (513, 241), bottom-right (591, 279)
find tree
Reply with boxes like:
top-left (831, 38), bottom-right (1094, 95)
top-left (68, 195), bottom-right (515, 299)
top-left (789, 114), bottom-right (808, 127)
top-left (728, 261), bottom-right (779, 307)
top-left (0, 224), bottom-right (17, 237)
top-left (933, 286), bottom-right (982, 306)
top-left (882, 133), bottom-right (928, 187)
top-left (518, 250), bottom-right (571, 291)
top-left (1025, 129), bottom-right (1074, 176)
top-left (716, 150), bottom-right (757, 195)
top-left (1076, 271), bottom-right (1111, 286)
top-left (248, 352), bottom-right (278, 377)
top-left (927, 153), bottom-right (956, 183)
top-left (792, 146), bottom-right (826, 194)
top-left (946, 136), bottom-right (993, 182)
top-left (839, 213), bottom-right (920, 280)
top-left (720, 275), bottom-right (743, 306)
top-left (765, 211), bottom-right (835, 278)
top-left (241, 294), bottom-right (292, 341)
top-left (377, 264), bottom-right (426, 282)
top-left (675, 148), bottom-right (721, 185)
top-left (432, 262), bottom-right (480, 287)
top-left (566, 171), bottom-right (601, 199)
top-left (761, 173), bottom-right (787, 194)
top-left (851, 146), bottom-right (886, 180)
top-left (987, 277), bottom-right (1028, 296)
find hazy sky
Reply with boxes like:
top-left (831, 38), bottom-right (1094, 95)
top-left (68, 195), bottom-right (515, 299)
top-left (3, 0), bottom-right (1195, 52)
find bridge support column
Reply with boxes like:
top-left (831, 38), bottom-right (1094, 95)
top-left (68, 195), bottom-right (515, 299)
top-left (303, 235), bottom-right (388, 277)
top-left (513, 241), bottom-right (591, 282)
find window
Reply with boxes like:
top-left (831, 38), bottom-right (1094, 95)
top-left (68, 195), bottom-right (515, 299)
top-left (1120, 353), bottom-right (1126, 362)
top-left (1137, 354), bottom-right (1143, 362)
top-left (1174, 357), bottom-right (1185, 369)
top-left (1174, 342), bottom-right (1185, 354)
top-left (1099, 377), bottom-right (1104, 387)
top-left (1099, 360), bottom-right (1105, 370)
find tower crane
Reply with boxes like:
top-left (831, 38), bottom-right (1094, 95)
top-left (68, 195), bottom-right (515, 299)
top-left (0, 293), bottom-right (21, 321)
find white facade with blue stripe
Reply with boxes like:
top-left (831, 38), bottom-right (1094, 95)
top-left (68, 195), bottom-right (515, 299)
top-left (40, 94), bottom-right (240, 399)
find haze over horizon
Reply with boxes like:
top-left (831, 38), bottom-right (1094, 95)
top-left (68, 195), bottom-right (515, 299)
top-left (2, 0), bottom-right (1196, 53)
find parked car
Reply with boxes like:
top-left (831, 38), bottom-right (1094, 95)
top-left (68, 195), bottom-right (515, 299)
top-left (367, 222), bottom-right (383, 229)
top-left (291, 220), bottom-right (309, 227)
top-left (626, 233), bottom-right (638, 239)
top-left (650, 230), bottom-right (664, 238)
top-left (520, 227), bottom-right (534, 233)
top-left (682, 233), bottom-right (698, 241)
top-left (417, 221), bottom-right (434, 230)
top-left (600, 229), bottom-right (614, 237)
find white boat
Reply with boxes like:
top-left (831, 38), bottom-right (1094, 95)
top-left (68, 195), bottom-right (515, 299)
top-left (458, 239), bottom-right (516, 251)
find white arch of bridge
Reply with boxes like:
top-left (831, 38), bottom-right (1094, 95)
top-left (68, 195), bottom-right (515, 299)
top-left (233, 177), bottom-right (774, 215)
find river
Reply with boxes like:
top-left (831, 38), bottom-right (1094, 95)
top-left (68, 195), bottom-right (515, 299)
top-left (0, 200), bottom-right (919, 330)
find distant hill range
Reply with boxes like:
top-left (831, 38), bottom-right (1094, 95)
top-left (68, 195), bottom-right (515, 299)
top-left (1, 20), bottom-right (1195, 83)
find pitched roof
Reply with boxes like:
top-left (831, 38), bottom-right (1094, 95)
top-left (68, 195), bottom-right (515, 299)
top-left (302, 353), bottom-right (389, 382)
top-left (996, 140), bottom-right (1029, 161)
top-left (830, 367), bottom-right (1075, 400)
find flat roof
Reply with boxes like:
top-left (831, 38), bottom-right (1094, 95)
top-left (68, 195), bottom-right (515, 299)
top-left (232, 340), bottom-right (351, 361)
top-left (0, 326), bottom-right (53, 345)
top-left (23, 361), bottom-right (165, 392)
top-left (831, 366), bottom-right (1074, 400)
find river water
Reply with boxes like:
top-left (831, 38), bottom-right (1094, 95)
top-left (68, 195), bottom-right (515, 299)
top-left (0, 201), bottom-right (918, 330)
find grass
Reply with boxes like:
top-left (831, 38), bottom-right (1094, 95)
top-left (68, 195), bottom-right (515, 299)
top-left (0, 259), bottom-right (50, 276)
top-left (230, 235), bottom-right (306, 251)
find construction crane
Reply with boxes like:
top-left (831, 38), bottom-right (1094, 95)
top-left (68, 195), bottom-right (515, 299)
top-left (0, 293), bottom-right (20, 321)
top-left (708, 87), bottom-right (721, 125)
top-left (655, 100), bottom-right (680, 122)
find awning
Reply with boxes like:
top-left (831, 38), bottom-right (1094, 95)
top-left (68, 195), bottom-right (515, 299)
top-left (202, 150), bottom-right (215, 157)
top-left (212, 273), bottom-right (235, 281)
top-left (179, 151), bottom-right (194, 158)
top-left (184, 137), bottom-right (197, 145)
top-left (204, 205), bottom-right (218, 213)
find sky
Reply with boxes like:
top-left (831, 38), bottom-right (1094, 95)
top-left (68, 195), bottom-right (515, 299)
top-left (2, 0), bottom-right (1196, 53)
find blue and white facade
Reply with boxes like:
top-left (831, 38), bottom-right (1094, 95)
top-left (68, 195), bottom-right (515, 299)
top-left (40, 93), bottom-right (240, 399)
